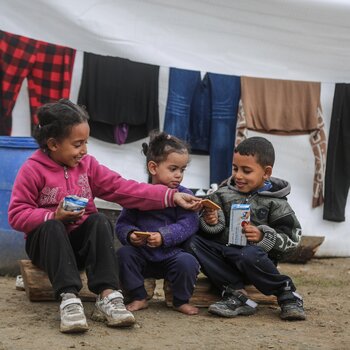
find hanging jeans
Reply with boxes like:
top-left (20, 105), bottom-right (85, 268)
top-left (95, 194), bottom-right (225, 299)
top-left (164, 68), bottom-right (240, 185)
top-left (323, 84), bottom-right (350, 222)
top-left (0, 30), bottom-right (76, 135)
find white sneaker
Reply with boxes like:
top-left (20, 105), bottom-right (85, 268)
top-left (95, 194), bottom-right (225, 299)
top-left (60, 293), bottom-right (89, 333)
top-left (15, 275), bottom-right (25, 291)
top-left (91, 290), bottom-right (135, 327)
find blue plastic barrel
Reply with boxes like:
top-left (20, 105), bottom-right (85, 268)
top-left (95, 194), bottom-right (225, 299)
top-left (0, 136), bottom-right (38, 275)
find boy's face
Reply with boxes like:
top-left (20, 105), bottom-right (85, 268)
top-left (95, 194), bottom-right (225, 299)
top-left (232, 152), bottom-right (272, 193)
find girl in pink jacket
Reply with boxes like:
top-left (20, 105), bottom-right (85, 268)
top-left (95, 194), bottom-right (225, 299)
top-left (8, 99), bottom-right (200, 334)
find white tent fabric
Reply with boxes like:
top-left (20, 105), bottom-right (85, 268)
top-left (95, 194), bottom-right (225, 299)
top-left (2, 0), bottom-right (350, 82)
top-left (1, 0), bottom-right (350, 256)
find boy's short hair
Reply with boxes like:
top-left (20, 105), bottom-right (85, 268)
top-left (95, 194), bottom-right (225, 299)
top-left (234, 137), bottom-right (275, 167)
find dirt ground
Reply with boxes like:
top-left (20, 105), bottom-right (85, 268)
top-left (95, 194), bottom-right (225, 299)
top-left (0, 258), bottom-right (349, 350)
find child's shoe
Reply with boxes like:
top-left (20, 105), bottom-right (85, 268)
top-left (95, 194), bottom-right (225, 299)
top-left (60, 293), bottom-right (89, 333)
top-left (277, 288), bottom-right (306, 321)
top-left (15, 275), bottom-right (25, 291)
top-left (208, 287), bottom-right (257, 317)
top-left (91, 290), bottom-right (135, 327)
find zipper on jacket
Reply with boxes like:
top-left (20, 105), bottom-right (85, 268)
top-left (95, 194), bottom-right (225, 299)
top-left (64, 166), bottom-right (68, 180)
top-left (243, 193), bottom-right (256, 204)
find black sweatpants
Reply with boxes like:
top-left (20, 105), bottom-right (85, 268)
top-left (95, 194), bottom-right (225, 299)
top-left (323, 83), bottom-right (350, 222)
top-left (187, 235), bottom-right (295, 296)
top-left (25, 213), bottom-right (119, 299)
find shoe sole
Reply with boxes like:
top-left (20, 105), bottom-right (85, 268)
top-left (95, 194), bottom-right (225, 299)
top-left (280, 312), bottom-right (306, 321)
top-left (60, 322), bottom-right (89, 333)
top-left (91, 308), bottom-right (135, 327)
top-left (208, 305), bottom-right (256, 318)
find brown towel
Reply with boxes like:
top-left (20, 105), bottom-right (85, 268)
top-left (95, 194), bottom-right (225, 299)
top-left (241, 76), bottom-right (321, 134)
top-left (237, 76), bottom-right (327, 208)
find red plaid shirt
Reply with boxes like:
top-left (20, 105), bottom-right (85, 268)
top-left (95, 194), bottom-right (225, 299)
top-left (0, 30), bottom-right (76, 135)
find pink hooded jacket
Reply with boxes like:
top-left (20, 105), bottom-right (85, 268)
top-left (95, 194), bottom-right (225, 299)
top-left (8, 150), bottom-right (176, 237)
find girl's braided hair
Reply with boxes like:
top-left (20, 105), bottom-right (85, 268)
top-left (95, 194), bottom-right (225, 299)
top-left (142, 131), bottom-right (189, 165)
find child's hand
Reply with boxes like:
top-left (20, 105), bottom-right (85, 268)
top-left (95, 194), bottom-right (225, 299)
top-left (146, 232), bottom-right (163, 248)
top-left (130, 232), bottom-right (148, 246)
top-left (203, 208), bottom-right (218, 225)
top-left (174, 192), bottom-right (202, 211)
top-left (55, 199), bottom-right (85, 222)
top-left (243, 224), bottom-right (263, 242)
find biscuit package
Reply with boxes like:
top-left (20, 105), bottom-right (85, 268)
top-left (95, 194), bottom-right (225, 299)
top-left (63, 195), bottom-right (88, 212)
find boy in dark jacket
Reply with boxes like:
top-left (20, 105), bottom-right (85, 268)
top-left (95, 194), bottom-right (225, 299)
top-left (187, 136), bottom-right (305, 320)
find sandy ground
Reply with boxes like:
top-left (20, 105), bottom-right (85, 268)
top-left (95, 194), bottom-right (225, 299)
top-left (0, 258), bottom-right (349, 350)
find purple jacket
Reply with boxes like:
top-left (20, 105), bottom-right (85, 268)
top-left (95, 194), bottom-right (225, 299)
top-left (116, 185), bottom-right (199, 262)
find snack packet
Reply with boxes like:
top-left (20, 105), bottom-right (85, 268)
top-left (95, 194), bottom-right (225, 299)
top-left (63, 195), bottom-right (88, 212)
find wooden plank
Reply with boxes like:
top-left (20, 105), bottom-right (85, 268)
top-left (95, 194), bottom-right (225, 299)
top-left (19, 260), bottom-right (95, 301)
top-left (281, 235), bottom-right (325, 264)
top-left (18, 260), bottom-right (156, 302)
top-left (164, 275), bottom-right (276, 307)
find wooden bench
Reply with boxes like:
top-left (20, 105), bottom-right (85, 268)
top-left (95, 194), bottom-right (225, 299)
top-left (163, 275), bottom-right (276, 307)
top-left (19, 260), bottom-right (276, 306)
top-left (18, 260), bottom-right (155, 302)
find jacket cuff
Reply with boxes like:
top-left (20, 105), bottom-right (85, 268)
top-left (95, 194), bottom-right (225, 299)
top-left (44, 211), bottom-right (55, 221)
top-left (121, 228), bottom-right (138, 245)
top-left (256, 225), bottom-right (277, 252)
top-left (199, 210), bottom-right (226, 235)
top-left (165, 188), bottom-right (177, 207)
top-left (159, 227), bottom-right (172, 247)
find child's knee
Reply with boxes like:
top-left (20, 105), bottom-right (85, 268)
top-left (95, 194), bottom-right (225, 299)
top-left (88, 212), bottom-right (111, 227)
top-left (116, 246), bottom-right (134, 260)
top-left (185, 234), bottom-right (203, 253)
top-left (177, 253), bottom-right (200, 273)
top-left (40, 220), bottom-right (66, 239)
top-left (239, 246), bottom-right (265, 266)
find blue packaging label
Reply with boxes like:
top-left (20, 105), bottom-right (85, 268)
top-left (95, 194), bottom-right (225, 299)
top-left (228, 204), bottom-right (250, 246)
top-left (63, 195), bottom-right (88, 212)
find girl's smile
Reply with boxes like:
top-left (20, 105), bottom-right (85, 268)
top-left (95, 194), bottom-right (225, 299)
top-left (48, 122), bottom-right (90, 168)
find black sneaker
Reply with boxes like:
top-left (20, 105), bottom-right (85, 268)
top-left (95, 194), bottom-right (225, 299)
top-left (208, 287), bottom-right (257, 318)
top-left (278, 289), bottom-right (306, 321)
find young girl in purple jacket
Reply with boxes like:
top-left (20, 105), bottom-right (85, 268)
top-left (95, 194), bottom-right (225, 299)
top-left (116, 132), bottom-right (200, 315)
top-left (8, 99), bottom-right (200, 333)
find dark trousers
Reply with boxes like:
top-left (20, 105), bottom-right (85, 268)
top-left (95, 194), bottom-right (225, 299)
top-left (25, 213), bottom-right (119, 299)
top-left (187, 235), bottom-right (295, 296)
top-left (117, 246), bottom-right (199, 306)
top-left (323, 83), bottom-right (350, 222)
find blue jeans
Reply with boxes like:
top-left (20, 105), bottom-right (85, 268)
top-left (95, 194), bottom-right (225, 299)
top-left (164, 68), bottom-right (240, 185)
